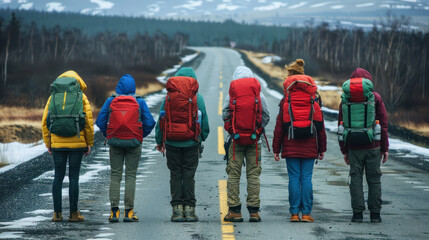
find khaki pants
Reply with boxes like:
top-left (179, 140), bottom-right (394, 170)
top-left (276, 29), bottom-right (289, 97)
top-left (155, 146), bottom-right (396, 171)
top-left (349, 148), bottom-right (382, 213)
top-left (109, 145), bottom-right (141, 209)
top-left (226, 142), bottom-right (262, 208)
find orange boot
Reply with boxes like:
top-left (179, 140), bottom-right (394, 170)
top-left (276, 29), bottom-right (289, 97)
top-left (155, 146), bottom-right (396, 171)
top-left (290, 214), bottom-right (300, 222)
top-left (301, 214), bottom-right (314, 223)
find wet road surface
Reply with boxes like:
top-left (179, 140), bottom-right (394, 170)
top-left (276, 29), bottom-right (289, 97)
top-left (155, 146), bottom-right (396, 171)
top-left (1, 47), bottom-right (429, 240)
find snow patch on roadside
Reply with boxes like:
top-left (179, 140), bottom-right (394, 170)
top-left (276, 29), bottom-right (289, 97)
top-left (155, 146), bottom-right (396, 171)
top-left (157, 52), bottom-right (199, 84)
top-left (0, 232), bottom-right (25, 239)
top-left (0, 216), bottom-right (50, 229)
top-left (0, 141), bottom-right (46, 174)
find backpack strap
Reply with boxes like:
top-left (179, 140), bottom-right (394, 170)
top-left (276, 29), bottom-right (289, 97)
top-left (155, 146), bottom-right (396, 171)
top-left (363, 101), bottom-right (368, 132)
top-left (287, 94), bottom-right (294, 140)
top-left (347, 102), bottom-right (352, 131)
top-left (309, 96), bottom-right (314, 136)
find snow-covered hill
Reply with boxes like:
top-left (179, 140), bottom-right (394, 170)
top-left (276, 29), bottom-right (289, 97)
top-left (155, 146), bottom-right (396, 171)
top-left (1, 0), bottom-right (428, 30)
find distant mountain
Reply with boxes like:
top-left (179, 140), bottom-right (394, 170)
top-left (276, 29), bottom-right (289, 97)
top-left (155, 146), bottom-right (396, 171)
top-left (1, 0), bottom-right (428, 30)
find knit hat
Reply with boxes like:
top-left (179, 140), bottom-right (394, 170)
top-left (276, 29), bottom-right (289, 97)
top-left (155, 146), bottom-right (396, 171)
top-left (350, 68), bottom-right (372, 81)
top-left (285, 59), bottom-right (305, 76)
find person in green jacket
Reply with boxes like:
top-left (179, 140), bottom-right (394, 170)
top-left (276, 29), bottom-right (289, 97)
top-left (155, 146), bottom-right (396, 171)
top-left (155, 67), bottom-right (210, 222)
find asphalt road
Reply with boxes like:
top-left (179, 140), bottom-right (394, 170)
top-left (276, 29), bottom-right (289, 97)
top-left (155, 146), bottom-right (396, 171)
top-left (1, 47), bottom-right (429, 240)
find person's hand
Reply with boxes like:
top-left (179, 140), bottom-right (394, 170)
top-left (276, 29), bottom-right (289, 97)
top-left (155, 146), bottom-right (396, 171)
top-left (274, 153), bottom-right (280, 161)
top-left (381, 152), bottom-right (388, 163)
top-left (47, 147), bottom-right (52, 154)
top-left (318, 152), bottom-right (324, 160)
top-left (344, 154), bottom-right (349, 165)
top-left (84, 146), bottom-right (91, 156)
top-left (156, 144), bottom-right (164, 153)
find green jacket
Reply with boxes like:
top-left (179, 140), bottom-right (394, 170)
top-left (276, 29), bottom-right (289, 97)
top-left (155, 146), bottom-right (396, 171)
top-left (155, 93), bottom-right (210, 147)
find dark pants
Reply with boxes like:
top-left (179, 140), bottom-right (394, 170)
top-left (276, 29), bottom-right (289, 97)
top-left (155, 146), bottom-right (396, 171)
top-left (349, 148), bottom-right (382, 213)
top-left (166, 144), bottom-right (199, 207)
top-left (52, 150), bottom-right (83, 213)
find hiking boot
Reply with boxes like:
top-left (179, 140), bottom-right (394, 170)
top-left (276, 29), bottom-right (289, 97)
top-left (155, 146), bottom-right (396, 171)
top-left (171, 205), bottom-right (185, 222)
top-left (124, 209), bottom-right (139, 222)
top-left (351, 212), bottom-right (363, 223)
top-left (301, 214), bottom-right (314, 223)
top-left (247, 206), bottom-right (261, 222)
top-left (290, 214), bottom-right (300, 222)
top-left (52, 212), bottom-right (63, 222)
top-left (69, 211), bottom-right (84, 222)
top-left (108, 208), bottom-right (120, 223)
top-left (184, 205), bottom-right (198, 222)
top-left (370, 212), bottom-right (382, 223)
top-left (224, 206), bottom-right (243, 222)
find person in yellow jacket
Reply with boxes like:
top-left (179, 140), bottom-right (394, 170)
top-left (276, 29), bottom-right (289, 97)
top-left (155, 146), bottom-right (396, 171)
top-left (41, 70), bottom-right (94, 222)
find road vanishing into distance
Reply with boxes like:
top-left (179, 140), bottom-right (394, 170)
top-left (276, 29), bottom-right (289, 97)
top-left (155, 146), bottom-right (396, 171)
top-left (1, 47), bottom-right (429, 240)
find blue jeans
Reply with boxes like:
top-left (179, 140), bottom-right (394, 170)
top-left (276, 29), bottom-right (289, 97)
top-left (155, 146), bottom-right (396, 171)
top-left (52, 150), bottom-right (83, 213)
top-left (286, 158), bottom-right (315, 215)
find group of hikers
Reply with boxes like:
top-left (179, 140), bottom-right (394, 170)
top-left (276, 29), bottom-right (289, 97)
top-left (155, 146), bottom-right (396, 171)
top-left (41, 58), bottom-right (389, 225)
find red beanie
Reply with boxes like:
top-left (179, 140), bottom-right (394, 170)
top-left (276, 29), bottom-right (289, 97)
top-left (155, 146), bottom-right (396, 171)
top-left (350, 68), bottom-right (372, 81)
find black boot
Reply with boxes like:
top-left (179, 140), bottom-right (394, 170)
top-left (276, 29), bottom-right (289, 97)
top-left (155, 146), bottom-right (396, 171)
top-left (247, 206), bottom-right (261, 222)
top-left (370, 212), bottom-right (382, 223)
top-left (351, 212), bottom-right (363, 223)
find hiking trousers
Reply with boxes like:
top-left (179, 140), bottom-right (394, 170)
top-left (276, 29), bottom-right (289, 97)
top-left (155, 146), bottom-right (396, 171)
top-left (109, 145), bottom-right (141, 210)
top-left (349, 148), bottom-right (382, 213)
top-left (52, 150), bottom-right (83, 213)
top-left (226, 142), bottom-right (262, 208)
top-left (166, 144), bottom-right (199, 207)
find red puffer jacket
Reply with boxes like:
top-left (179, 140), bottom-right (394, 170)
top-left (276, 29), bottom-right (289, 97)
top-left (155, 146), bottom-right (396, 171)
top-left (272, 97), bottom-right (327, 159)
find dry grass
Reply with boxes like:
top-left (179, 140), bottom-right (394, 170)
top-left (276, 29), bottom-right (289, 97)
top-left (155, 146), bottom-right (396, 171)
top-left (240, 50), bottom-right (288, 80)
top-left (136, 82), bottom-right (164, 96)
top-left (318, 91), bottom-right (341, 110)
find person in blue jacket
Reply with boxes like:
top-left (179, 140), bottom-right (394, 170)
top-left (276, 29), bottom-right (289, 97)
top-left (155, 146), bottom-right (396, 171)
top-left (96, 74), bottom-right (155, 222)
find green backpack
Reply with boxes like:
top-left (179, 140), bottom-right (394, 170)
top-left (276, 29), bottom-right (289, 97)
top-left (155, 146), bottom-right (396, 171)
top-left (339, 78), bottom-right (375, 146)
top-left (47, 77), bottom-right (85, 138)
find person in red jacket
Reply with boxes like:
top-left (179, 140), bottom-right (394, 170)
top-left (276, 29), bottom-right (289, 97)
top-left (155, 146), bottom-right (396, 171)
top-left (272, 59), bottom-right (327, 223)
top-left (338, 68), bottom-right (389, 223)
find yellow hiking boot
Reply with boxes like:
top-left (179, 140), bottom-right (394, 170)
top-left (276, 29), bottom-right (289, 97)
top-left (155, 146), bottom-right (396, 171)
top-left (69, 211), bottom-right (84, 222)
top-left (52, 212), bottom-right (63, 222)
top-left (108, 208), bottom-right (120, 223)
top-left (124, 209), bottom-right (139, 222)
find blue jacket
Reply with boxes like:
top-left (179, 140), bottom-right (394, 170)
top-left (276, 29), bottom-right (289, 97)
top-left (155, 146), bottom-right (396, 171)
top-left (96, 74), bottom-right (155, 138)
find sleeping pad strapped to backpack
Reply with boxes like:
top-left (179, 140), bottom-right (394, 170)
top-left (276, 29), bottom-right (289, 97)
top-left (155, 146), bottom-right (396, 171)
top-left (339, 78), bottom-right (376, 146)
top-left (162, 76), bottom-right (200, 142)
top-left (106, 95), bottom-right (143, 148)
top-left (282, 75), bottom-right (323, 139)
top-left (48, 77), bottom-right (85, 138)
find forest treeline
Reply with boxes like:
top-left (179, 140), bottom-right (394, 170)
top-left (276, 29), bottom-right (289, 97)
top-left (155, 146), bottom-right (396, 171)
top-left (0, 13), bottom-right (188, 108)
top-left (0, 9), bottom-right (288, 46)
top-left (1, 9), bottom-right (428, 117)
top-left (267, 15), bottom-right (429, 112)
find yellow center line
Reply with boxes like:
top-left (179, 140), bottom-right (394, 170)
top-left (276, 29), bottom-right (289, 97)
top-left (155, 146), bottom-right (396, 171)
top-left (218, 91), bottom-right (223, 116)
top-left (220, 82), bottom-right (223, 88)
top-left (219, 180), bottom-right (235, 240)
top-left (220, 75), bottom-right (223, 80)
top-left (218, 126), bottom-right (226, 155)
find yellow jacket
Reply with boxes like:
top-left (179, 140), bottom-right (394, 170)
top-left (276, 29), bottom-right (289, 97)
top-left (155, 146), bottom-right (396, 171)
top-left (42, 71), bottom-right (94, 149)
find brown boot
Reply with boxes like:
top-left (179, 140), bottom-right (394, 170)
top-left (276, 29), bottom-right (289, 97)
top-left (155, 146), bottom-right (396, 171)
top-left (301, 214), bottom-right (314, 223)
top-left (290, 214), bottom-right (300, 222)
top-left (69, 211), bottom-right (85, 222)
top-left (52, 212), bottom-right (63, 222)
top-left (224, 210), bottom-right (243, 222)
top-left (248, 206), bottom-right (261, 222)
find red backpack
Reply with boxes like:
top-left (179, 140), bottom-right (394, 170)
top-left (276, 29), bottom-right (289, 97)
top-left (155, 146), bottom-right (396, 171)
top-left (162, 76), bottom-right (200, 142)
top-left (107, 95), bottom-right (143, 148)
top-left (282, 75), bottom-right (323, 139)
top-left (224, 77), bottom-right (264, 164)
